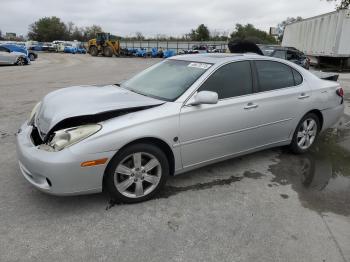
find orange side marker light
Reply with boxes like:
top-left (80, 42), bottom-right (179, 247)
top-left (81, 158), bottom-right (108, 167)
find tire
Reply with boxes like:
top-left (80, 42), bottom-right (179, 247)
top-left (16, 57), bottom-right (25, 66)
top-left (103, 46), bottom-right (113, 57)
top-left (104, 143), bottom-right (169, 203)
top-left (290, 113), bottom-right (320, 154)
top-left (89, 46), bottom-right (98, 56)
top-left (28, 53), bottom-right (35, 61)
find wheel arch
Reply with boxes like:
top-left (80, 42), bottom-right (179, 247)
top-left (102, 137), bottom-right (176, 191)
top-left (306, 109), bottom-right (324, 130)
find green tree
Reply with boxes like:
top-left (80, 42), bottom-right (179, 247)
top-left (277, 17), bottom-right (303, 41)
top-left (83, 25), bottom-right (103, 41)
top-left (28, 16), bottom-right (68, 41)
top-left (230, 24), bottom-right (277, 44)
top-left (71, 26), bottom-right (85, 41)
top-left (189, 24), bottom-right (210, 41)
top-left (326, 0), bottom-right (350, 9)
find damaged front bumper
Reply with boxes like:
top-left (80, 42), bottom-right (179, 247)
top-left (16, 122), bottom-right (116, 195)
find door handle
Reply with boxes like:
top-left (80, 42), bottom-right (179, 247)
top-left (298, 93), bottom-right (310, 99)
top-left (244, 103), bottom-right (258, 110)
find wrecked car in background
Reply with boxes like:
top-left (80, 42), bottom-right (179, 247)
top-left (16, 53), bottom-right (344, 203)
top-left (1, 44), bottom-right (38, 61)
top-left (0, 45), bottom-right (30, 65)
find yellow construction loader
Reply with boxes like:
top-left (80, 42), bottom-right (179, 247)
top-left (87, 32), bottom-right (120, 57)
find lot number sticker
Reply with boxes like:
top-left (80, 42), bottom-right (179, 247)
top-left (188, 63), bottom-right (212, 70)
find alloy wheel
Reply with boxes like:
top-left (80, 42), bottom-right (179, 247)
top-left (17, 57), bottom-right (25, 66)
top-left (114, 152), bottom-right (162, 198)
top-left (297, 118), bottom-right (317, 150)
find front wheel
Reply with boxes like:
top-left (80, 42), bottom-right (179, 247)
top-left (290, 113), bottom-right (320, 154)
top-left (16, 57), bottom-right (25, 66)
top-left (104, 143), bottom-right (169, 203)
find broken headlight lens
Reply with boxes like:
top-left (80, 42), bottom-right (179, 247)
top-left (48, 124), bottom-right (101, 151)
top-left (28, 102), bottom-right (41, 125)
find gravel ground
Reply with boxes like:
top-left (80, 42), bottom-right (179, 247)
top-left (0, 53), bottom-right (349, 262)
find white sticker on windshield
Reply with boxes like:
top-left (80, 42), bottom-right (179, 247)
top-left (188, 62), bottom-right (212, 70)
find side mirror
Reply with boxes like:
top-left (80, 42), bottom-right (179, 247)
top-left (188, 91), bottom-right (218, 106)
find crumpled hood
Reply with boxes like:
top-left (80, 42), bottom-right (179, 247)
top-left (35, 85), bottom-right (163, 138)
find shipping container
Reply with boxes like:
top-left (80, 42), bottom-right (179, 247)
top-left (282, 10), bottom-right (350, 58)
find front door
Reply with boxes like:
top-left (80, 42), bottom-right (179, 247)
top-left (180, 60), bottom-right (259, 168)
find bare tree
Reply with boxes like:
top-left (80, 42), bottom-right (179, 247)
top-left (135, 32), bottom-right (145, 40)
top-left (326, 0), bottom-right (350, 9)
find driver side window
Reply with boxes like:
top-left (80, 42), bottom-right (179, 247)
top-left (198, 61), bottom-right (253, 100)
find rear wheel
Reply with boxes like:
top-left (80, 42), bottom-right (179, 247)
top-left (104, 143), bottom-right (169, 203)
top-left (290, 113), bottom-right (320, 154)
top-left (28, 53), bottom-right (35, 61)
top-left (89, 46), bottom-right (98, 56)
top-left (103, 46), bottom-right (113, 57)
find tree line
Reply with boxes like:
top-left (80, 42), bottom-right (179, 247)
top-left (26, 16), bottom-right (104, 42)
top-left (5, 16), bottom-right (279, 44)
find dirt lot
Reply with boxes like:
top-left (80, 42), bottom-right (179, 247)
top-left (0, 53), bottom-right (349, 262)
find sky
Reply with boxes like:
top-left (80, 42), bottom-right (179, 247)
top-left (0, 0), bottom-right (337, 37)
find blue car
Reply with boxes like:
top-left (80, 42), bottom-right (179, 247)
top-left (0, 44), bottom-right (31, 64)
top-left (64, 45), bottom-right (77, 54)
top-left (64, 45), bottom-right (86, 54)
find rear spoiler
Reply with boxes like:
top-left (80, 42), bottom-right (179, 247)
top-left (310, 71), bottom-right (339, 82)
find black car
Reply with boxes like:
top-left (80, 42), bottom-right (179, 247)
top-left (28, 51), bottom-right (38, 61)
top-left (269, 47), bottom-right (310, 70)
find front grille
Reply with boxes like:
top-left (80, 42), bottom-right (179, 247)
top-left (31, 126), bottom-right (44, 146)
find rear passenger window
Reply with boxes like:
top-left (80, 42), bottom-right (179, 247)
top-left (292, 69), bottom-right (303, 85)
top-left (198, 61), bottom-right (253, 99)
top-left (255, 61), bottom-right (295, 91)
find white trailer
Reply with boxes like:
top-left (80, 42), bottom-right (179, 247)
top-left (282, 10), bottom-right (350, 67)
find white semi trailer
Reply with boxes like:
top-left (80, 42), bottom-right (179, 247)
top-left (282, 9), bottom-right (350, 68)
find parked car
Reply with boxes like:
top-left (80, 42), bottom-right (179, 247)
top-left (63, 44), bottom-right (77, 54)
top-left (63, 43), bottom-right (86, 54)
top-left (49, 41), bottom-right (66, 52)
top-left (16, 53), bottom-right (344, 202)
top-left (76, 46), bottom-right (87, 54)
top-left (1, 44), bottom-right (38, 61)
top-left (0, 45), bottom-right (30, 65)
top-left (268, 47), bottom-right (310, 69)
top-left (180, 45), bottom-right (209, 55)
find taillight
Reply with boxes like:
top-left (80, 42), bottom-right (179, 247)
top-left (336, 87), bottom-right (344, 97)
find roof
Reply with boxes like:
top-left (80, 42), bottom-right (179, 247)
top-left (169, 53), bottom-right (263, 64)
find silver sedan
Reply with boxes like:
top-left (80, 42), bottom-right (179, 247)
top-left (0, 46), bottom-right (29, 65)
top-left (16, 53), bottom-right (344, 203)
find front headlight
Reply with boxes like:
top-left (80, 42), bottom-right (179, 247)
top-left (48, 124), bottom-right (101, 151)
top-left (28, 102), bottom-right (41, 124)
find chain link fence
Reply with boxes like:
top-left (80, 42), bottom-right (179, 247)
top-left (120, 40), bottom-right (228, 54)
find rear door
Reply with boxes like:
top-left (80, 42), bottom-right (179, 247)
top-left (248, 60), bottom-right (310, 143)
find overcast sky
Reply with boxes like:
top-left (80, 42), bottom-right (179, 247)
top-left (1, 0), bottom-right (337, 37)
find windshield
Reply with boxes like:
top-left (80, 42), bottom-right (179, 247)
top-left (122, 60), bottom-right (212, 101)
